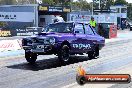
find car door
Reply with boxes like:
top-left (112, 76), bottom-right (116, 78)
top-left (84, 24), bottom-right (98, 50)
top-left (71, 23), bottom-right (91, 53)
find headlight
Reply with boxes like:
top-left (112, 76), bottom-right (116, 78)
top-left (49, 37), bottom-right (55, 45)
top-left (44, 37), bottom-right (56, 45)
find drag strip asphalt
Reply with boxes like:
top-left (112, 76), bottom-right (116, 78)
top-left (0, 38), bottom-right (132, 88)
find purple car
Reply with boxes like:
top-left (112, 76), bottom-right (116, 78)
top-left (22, 22), bottom-right (105, 64)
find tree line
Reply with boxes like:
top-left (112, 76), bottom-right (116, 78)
top-left (0, 0), bottom-right (131, 19)
top-left (0, 0), bottom-right (130, 10)
top-left (0, 0), bottom-right (128, 10)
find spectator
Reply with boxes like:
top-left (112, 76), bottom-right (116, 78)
top-left (98, 23), bottom-right (104, 36)
top-left (121, 20), bottom-right (125, 30)
top-left (53, 16), bottom-right (64, 23)
top-left (90, 17), bottom-right (97, 28)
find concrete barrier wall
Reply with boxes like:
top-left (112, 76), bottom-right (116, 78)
top-left (0, 39), bottom-right (22, 52)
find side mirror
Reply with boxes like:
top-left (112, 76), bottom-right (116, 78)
top-left (74, 31), bottom-right (79, 33)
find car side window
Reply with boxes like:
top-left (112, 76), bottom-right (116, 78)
top-left (74, 24), bottom-right (84, 34)
top-left (85, 24), bottom-right (95, 35)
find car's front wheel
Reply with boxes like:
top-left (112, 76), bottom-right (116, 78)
top-left (58, 45), bottom-right (70, 64)
top-left (25, 51), bottom-right (37, 64)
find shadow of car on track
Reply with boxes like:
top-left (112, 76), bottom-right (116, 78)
top-left (7, 55), bottom-right (95, 71)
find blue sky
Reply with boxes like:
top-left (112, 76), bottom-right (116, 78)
top-left (73, 0), bottom-right (132, 3)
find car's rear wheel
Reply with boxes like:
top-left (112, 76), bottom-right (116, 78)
top-left (58, 45), bottom-right (70, 64)
top-left (25, 51), bottom-right (37, 64)
top-left (88, 46), bottom-right (99, 59)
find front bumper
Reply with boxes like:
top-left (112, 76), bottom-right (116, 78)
top-left (23, 44), bottom-right (58, 54)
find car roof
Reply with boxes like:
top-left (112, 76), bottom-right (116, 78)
top-left (53, 22), bottom-right (73, 24)
top-left (51, 22), bottom-right (90, 25)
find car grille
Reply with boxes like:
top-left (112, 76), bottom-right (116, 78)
top-left (23, 38), bottom-right (50, 46)
top-left (32, 38), bottom-right (44, 43)
top-left (22, 39), bottom-right (32, 46)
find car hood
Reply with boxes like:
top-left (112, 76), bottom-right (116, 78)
top-left (33, 32), bottom-right (73, 38)
top-left (28, 32), bottom-right (73, 38)
top-left (38, 32), bottom-right (56, 36)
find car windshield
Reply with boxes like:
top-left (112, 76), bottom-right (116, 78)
top-left (43, 23), bottom-right (73, 33)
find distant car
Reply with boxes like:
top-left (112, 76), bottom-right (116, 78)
top-left (128, 22), bottom-right (132, 31)
top-left (22, 22), bottom-right (105, 64)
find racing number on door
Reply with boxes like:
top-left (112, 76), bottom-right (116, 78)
top-left (72, 23), bottom-right (91, 51)
top-left (73, 43), bottom-right (91, 50)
